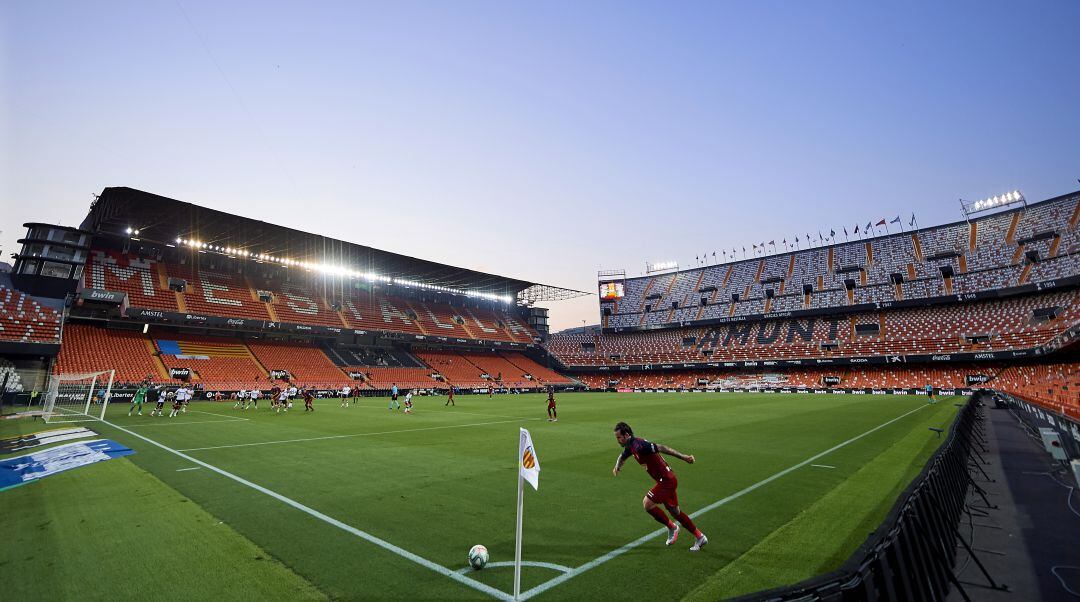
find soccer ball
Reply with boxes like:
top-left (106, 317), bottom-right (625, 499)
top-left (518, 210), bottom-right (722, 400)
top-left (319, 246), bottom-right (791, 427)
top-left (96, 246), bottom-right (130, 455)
top-left (468, 544), bottom-right (489, 570)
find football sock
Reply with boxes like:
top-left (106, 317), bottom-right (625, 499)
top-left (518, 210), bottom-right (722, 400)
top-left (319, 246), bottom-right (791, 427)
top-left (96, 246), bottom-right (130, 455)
top-left (673, 511), bottom-right (701, 537)
top-left (646, 506), bottom-right (674, 528)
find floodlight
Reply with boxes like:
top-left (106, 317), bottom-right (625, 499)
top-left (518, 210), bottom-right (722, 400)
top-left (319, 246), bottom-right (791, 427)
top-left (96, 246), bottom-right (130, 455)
top-left (126, 227), bottom-right (133, 234)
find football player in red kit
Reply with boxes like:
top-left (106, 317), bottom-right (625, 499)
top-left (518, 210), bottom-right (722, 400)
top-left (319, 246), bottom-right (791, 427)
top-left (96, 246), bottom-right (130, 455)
top-left (612, 421), bottom-right (707, 551)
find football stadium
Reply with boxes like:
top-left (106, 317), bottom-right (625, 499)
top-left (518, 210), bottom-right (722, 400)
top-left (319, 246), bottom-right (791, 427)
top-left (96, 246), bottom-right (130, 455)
top-left (3, 4), bottom-right (1080, 601)
top-left (2, 185), bottom-right (1077, 600)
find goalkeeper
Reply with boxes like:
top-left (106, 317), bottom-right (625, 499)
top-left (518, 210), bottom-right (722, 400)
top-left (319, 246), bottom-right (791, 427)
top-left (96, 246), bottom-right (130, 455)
top-left (128, 381), bottom-right (149, 416)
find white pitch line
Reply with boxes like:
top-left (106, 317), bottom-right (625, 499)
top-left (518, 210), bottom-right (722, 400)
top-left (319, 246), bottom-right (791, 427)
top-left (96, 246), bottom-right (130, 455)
top-left (177, 417), bottom-right (542, 452)
top-left (418, 409), bottom-right (529, 419)
top-left (124, 419), bottom-right (251, 428)
top-left (176, 467), bottom-right (201, 472)
top-left (455, 561), bottom-right (572, 575)
top-left (98, 417), bottom-right (513, 601)
top-left (330, 404), bottom-right (527, 420)
top-left (810, 464), bottom-right (837, 469)
top-left (189, 410), bottom-right (250, 421)
top-left (517, 404), bottom-right (930, 601)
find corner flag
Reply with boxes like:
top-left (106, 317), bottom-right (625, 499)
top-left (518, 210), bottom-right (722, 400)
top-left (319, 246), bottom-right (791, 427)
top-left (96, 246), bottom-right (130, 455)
top-left (515, 427), bottom-right (541, 598)
top-left (519, 427), bottom-right (540, 490)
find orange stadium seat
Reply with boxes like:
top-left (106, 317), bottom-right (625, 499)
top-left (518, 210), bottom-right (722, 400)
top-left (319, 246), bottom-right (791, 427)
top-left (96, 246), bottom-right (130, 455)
top-left (166, 263), bottom-right (271, 320)
top-left (85, 250), bottom-right (178, 312)
top-left (154, 334), bottom-right (267, 390)
top-left (55, 324), bottom-right (175, 387)
top-left (247, 341), bottom-right (352, 389)
top-left (0, 285), bottom-right (62, 344)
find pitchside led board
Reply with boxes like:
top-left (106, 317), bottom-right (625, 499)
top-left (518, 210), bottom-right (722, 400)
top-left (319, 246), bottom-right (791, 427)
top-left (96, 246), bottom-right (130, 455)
top-left (600, 282), bottom-right (625, 300)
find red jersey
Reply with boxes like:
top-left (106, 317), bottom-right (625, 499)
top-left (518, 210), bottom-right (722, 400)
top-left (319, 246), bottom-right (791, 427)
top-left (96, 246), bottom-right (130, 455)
top-left (620, 437), bottom-right (675, 484)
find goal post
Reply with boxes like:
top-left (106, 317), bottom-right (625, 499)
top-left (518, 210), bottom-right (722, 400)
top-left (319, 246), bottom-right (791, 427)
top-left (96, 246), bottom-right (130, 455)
top-left (43, 370), bottom-right (116, 423)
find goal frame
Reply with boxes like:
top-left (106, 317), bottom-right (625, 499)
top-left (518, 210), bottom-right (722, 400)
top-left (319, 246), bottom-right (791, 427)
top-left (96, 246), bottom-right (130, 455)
top-left (43, 370), bottom-right (116, 423)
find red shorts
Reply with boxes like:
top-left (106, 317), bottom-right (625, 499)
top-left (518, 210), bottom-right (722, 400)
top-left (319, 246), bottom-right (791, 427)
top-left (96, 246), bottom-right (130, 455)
top-left (547, 402), bottom-right (556, 409)
top-left (647, 478), bottom-right (679, 507)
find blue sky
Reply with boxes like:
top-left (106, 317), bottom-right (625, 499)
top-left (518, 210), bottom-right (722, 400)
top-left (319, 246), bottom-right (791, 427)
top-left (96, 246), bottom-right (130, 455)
top-left (3, 1), bottom-right (1078, 331)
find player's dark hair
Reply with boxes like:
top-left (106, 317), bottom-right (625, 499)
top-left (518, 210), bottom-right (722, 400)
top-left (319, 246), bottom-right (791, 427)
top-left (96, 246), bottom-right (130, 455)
top-left (614, 422), bottom-right (633, 437)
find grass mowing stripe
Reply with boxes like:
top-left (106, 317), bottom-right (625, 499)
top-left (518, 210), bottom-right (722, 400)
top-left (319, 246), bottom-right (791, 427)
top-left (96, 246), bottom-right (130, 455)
top-left (517, 403), bottom-right (930, 601)
top-left (98, 417), bottom-right (514, 601)
top-left (176, 417), bottom-right (542, 452)
top-left (684, 402), bottom-right (957, 599)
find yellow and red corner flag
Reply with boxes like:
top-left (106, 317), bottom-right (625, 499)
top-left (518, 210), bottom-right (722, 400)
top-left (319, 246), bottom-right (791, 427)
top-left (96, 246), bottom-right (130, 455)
top-left (519, 427), bottom-right (540, 491)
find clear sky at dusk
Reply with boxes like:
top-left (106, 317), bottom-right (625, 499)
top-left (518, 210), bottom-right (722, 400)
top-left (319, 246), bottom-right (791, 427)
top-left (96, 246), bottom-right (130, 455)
top-left (3, 1), bottom-right (1079, 331)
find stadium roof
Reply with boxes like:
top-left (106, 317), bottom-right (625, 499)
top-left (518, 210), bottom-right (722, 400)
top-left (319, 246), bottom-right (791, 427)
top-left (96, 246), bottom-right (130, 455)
top-left (80, 187), bottom-right (589, 303)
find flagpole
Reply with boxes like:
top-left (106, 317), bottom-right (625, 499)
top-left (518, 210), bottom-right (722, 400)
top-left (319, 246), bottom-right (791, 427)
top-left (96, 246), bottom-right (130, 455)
top-left (514, 471), bottom-right (524, 599)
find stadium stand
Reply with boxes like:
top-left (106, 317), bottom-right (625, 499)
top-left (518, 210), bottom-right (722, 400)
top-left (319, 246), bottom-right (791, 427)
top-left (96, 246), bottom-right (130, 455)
top-left (993, 362), bottom-right (1079, 419)
top-left (0, 358), bottom-right (25, 392)
top-left (500, 352), bottom-right (575, 385)
top-left (246, 341), bottom-right (352, 388)
top-left (165, 262), bottom-right (271, 320)
top-left (918, 223), bottom-right (967, 258)
top-left (55, 324), bottom-right (174, 386)
top-left (259, 280), bottom-right (344, 328)
top-left (546, 290), bottom-right (1079, 366)
top-left (1029, 254), bottom-right (1078, 283)
top-left (340, 293), bottom-right (426, 335)
top-left (0, 284), bottom-right (62, 344)
top-left (576, 364), bottom-right (1016, 392)
top-left (413, 350), bottom-right (489, 388)
top-left (603, 194), bottom-right (1079, 329)
top-left (359, 367), bottom-right (443, 391)
top-left (336, 346), bottom-right (425, 369)
top-left (965, 210), bottom-right (1015, 272)
top-left (155, 335), bottom-right (267, 390)
top-left (85, 249), bottom-right (178, 312)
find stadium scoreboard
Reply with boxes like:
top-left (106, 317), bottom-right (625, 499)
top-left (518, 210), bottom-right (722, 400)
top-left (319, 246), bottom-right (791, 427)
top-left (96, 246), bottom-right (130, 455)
top-left (599, 282), bottom-right (625, 299)
top-left (597, 269), bottom-right (626, 300)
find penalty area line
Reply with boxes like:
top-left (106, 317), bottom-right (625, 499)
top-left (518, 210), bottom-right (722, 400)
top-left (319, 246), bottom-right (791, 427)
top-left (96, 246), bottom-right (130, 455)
top-left (124, 419), bottom-right (251, 428)
top-left (98, 417), bottom-right (514, 601)
top-left (188, 409), bottom-right (250, 421)
top-left (517, 403), bottom-right (930, 601)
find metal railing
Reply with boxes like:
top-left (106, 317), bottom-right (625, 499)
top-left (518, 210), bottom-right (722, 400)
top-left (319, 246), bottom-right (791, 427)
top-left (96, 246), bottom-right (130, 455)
top-left (733, 393), bottom-right (1005, 601)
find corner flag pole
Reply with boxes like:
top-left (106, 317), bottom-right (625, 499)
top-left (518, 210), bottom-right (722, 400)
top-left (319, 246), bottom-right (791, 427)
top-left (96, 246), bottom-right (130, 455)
top-left (513, 470), bottom-right (524, 599)
top-left (515, 427), bottom-right (540, 600)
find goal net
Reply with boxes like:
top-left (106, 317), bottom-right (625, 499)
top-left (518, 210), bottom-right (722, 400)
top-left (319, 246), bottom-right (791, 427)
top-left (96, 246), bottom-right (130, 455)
top-left (43, 370), bottom-right (116, 423)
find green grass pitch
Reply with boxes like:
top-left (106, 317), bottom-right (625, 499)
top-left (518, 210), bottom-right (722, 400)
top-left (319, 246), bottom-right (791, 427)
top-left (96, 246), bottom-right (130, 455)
top-left (0, 392), bottom-right (960, 600)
